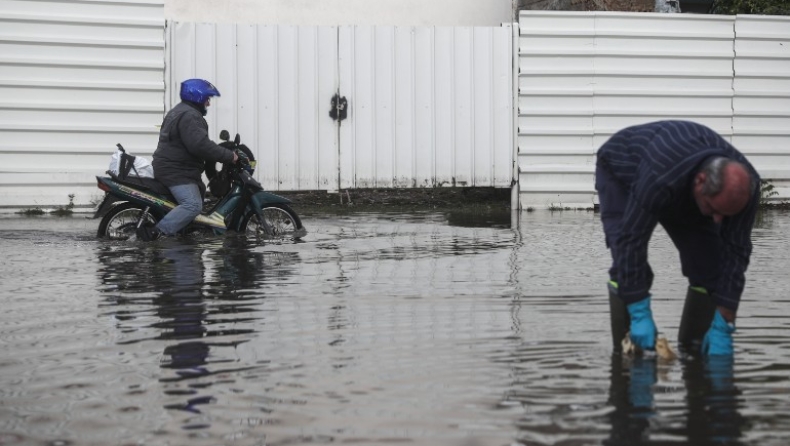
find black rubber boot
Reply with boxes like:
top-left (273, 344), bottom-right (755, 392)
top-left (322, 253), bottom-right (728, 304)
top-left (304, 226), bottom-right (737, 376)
top-left (609, 283), bottom-right (630, 350)
top-left (677, 287), bottom-right (717, 354)
top-left (136, 223), bottom-right (161, 242)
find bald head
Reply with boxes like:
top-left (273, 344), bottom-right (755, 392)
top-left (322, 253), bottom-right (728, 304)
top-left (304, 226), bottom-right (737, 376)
top-left (693, 158), bottom-right (753, 223)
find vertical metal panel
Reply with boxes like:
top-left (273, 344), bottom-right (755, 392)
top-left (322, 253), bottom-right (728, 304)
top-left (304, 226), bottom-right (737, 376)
top-left (413, 28), bottom-right (436, 187)
top-left (170, 23), bottom-right (512, 193)
top-left (373, 27), bottom-right (395, 188)
top-left (339, 25), bottom-right (513, 189)
top-left (433, 27), bottom-right (455, 188)
top-left (0, 0), bottom-right (165, 208)
top-left (394, 27), bottom-right (415, 187)
top-left (170, 22), bottom-right (339, 191)
top-left (732, 15), bottom-right (790, 201)
top-left (453, 28), bottom-right (474, 187)
top-left (517, 11), bottom-right (738, 209)
top-left (338, 25), bottom-right (369, 189)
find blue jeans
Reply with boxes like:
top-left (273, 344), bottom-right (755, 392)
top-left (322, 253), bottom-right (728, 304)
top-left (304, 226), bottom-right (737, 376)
top-left (156, 183), bottom-right (202, 235)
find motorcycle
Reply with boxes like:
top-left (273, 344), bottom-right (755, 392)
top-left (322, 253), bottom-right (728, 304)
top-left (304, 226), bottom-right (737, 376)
top-left (93, 131), bottom-right (307, 241)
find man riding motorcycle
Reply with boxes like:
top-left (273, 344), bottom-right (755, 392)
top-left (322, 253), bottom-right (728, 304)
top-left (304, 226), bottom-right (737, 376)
top-left (137, 78), bottom-right (239, 241)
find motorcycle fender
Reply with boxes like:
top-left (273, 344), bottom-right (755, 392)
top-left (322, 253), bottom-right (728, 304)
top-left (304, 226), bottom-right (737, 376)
top-left (93, 195), bottom-right (122, 219)
top-left (251, 190), bottom-right (292, 205)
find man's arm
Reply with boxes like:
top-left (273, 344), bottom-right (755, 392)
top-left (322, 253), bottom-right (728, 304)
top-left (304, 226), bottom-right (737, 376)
top-left (715, 186), bottom-right (759, 320)
top-left (179, 114), bottom-right (236, 164)
top-left (613, 197), bottom-right (659, 304)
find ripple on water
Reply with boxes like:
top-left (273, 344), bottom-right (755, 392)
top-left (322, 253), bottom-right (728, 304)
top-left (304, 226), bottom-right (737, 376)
top-left (2, 212), bottom-right (790, 445)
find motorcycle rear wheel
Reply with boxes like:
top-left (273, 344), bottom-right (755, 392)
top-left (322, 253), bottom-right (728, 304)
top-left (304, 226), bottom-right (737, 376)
top-left (240, 204), bottom-right (304, 240)
top-left (97, 202), bottom-right (160, 240)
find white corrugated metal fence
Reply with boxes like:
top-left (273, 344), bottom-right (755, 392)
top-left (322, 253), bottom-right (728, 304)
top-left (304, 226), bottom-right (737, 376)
top-left (517, 11), bottom-right (790, 209)
top-left (732, 16), bottom-right (790, 199)
top-left (169, 23), bottom-right (514, 192)
top-left (0, 0), bottom-right (165, 209)
top-left (168, 23), bottom-right (340, 192)
top-left (3, 5), bottom-right (790, 212)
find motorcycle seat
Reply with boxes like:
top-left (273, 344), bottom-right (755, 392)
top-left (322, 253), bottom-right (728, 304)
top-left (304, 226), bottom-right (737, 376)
top-left (106, 172), bottom-right (173, 199)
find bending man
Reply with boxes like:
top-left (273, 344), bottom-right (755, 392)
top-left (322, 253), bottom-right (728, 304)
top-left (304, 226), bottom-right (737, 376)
top-left (596, 120), bottom-right (759, 356)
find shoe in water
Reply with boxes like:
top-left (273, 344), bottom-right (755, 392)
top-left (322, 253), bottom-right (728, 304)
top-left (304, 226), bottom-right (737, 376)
top-left (136, 224), bottom-right (162, 242)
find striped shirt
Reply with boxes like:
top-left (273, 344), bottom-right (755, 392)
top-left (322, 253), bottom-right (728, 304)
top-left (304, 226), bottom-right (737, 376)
top-left (597, 120), bottom-right (760, 311)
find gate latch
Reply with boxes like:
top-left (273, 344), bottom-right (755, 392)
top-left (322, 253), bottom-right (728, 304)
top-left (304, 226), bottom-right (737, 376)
top-left (329, 94), bottom-right (348, 122)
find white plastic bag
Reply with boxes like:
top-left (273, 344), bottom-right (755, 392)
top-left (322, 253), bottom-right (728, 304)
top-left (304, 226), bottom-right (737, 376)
top-left (109, 150), bottom-right (155, 178)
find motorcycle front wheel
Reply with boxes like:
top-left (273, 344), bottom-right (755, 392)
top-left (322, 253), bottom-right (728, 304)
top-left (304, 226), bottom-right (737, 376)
top-left (97, 202), bottom-right (160, 240)
top-left (240, 204), bottom-right (305, 240)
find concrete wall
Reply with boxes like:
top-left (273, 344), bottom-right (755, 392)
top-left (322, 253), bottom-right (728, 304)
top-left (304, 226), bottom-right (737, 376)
top-left (165, 0), bottom-right (516, 26)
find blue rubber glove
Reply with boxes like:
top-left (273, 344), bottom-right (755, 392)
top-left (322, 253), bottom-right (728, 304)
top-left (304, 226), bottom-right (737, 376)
top-left (702, 311), bottom-right (735, 356)
top-left (627, 297), bottom-right (656, 351)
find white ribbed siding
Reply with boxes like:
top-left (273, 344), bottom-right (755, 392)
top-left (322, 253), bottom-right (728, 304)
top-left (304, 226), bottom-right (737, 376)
top-left (5, 7), bottom-right (788, 210)
top-left (169, 23), bottom-right (514, 192)
top-left (517, 12), bottom-right (790, 209)
top-left (517, 12), bottom-right (596, 208)
top-left (517, 11), bottom-right (738, 209)
top-left (0, 0), bottom-right (165, 209)
top-left (732, 15), bottom-right (790, 202)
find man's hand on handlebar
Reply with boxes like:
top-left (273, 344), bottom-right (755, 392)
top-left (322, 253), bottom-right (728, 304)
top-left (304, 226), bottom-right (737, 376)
top-left (236, 150), bottom-right (250, 165)
top-left (233, 149), bottom-right (254, 174)
top-left (232, 151), bottom-right (239, 163)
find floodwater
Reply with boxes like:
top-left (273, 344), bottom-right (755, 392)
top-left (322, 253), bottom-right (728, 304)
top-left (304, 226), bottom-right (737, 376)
top-left (1, 209), bottom-right (789, 446)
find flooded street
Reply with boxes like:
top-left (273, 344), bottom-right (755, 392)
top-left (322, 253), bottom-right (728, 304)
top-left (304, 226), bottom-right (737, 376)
top-left (1, 209), bottom-right (789, 446)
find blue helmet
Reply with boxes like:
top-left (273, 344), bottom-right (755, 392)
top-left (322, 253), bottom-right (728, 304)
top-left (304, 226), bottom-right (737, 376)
top-left (180, 79), bottom-right (220, 104)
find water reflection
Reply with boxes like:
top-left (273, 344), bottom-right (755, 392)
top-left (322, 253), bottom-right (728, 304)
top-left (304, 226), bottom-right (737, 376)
top-left (4, 211), bottom-right (790, 445)
top-left (683, 357), bottom-right (745, 445)
top-left (96, 236), bottom-right (300, 426)
top-left (606, 354), bottom-right (745, 445)
top-left (157, 244), bottom-right (213, 383)
top-left (445, 208), bottom-right (512, 228)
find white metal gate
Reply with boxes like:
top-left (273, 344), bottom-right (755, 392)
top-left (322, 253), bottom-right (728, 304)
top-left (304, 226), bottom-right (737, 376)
top-left (168, 23), bottom-right (339, 191)
top-left (169, 22), bottom-right (514, 192)
top-left (0, 0), bottom-right (165, 209)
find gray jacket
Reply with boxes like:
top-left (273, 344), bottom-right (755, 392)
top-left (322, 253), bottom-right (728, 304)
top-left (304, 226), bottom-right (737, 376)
top-left (152, 101), bottom-right (235, 190)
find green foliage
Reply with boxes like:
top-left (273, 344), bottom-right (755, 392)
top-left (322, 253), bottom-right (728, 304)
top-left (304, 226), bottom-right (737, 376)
top-left (710, 0), bottom-right (790, 15)
top-left (759, 180), bottom-right (779, 207)
top-left (17, 207), bottom-right (45, 216)
top-left (51, 194), bottom-right (76, 216)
